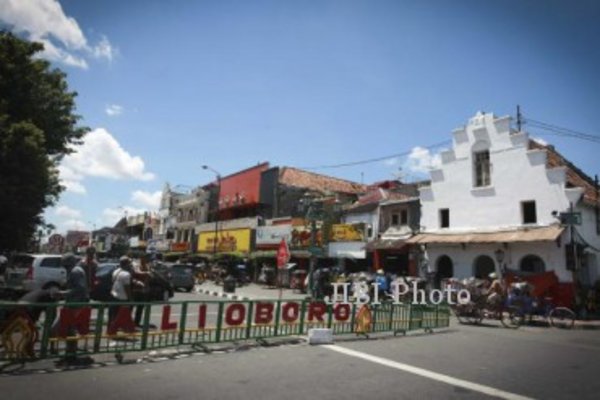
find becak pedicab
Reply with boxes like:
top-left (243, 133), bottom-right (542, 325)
top-left (504, 270), bottom-right (576, 329)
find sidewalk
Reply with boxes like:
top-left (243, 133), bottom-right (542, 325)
top-left (195, 281), bottom-right (309, 301)
top-left (573, 319), bottom-right (600, 330)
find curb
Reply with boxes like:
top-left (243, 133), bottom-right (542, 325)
top-left (572, 322), bottom-right (600, 330)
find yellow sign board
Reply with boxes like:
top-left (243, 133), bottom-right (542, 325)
top-left (330, 224), bottom-right (364, 242)
top-left (198, 228), bottom-right (251, 253)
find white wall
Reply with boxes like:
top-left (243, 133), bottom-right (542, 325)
top-left (419, 112), bottom-right (600, 283)
top-left (420, 112), bottom-right (570, 232)
top-left (426, 241), bottom-right (570, 282)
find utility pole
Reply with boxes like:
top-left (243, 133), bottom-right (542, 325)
top-left (516, 105), bottom-right (522, 132)
top-left (309, 215), bottom-right (317, 298)
top-left (202, 165), bottom-right (222, 257)
top-left (594, 175), bottom-right (600, 235)
top-left (569, 201), bottom-right (581, 313)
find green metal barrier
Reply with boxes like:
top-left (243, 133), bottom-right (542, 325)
top-left (0, 299), bottom-right (450, 363)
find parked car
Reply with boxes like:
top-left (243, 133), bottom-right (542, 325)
top-left (167, 263), bottom-right (196, 292)
top-left (1, 254), bottom-right (67, 295)
top-left (90, 263), bottom-right (174, 302)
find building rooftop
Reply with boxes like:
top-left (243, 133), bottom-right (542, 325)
top-left (529, 140), bottom-right (598, 207)
top-left (279, 167), bottom-right (367, 195)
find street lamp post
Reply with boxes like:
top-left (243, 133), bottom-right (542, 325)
top-left (302, 196), bottom-right (323, 299)
top-left (494, 248), bottom-right (505, 277)
top-left (202, 165), bottom-right (222, 257)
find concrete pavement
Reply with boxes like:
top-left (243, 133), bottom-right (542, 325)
top-left (2, 321), bottom-right (599, 399)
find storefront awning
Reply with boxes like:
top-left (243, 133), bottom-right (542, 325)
top-left (250, 250), bottom-right (319, 259)
top-left (406, 225), bottom-right (565, 245)
top-left (364, 239), bottom-right (407, 251)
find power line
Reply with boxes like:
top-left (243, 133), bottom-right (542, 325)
top-left (297, 139), bottom-right (452, 170)
top-left (524, 117), bottom-right (600, 144)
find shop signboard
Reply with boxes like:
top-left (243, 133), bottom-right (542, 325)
top-left (330, 224), bottom-right (365, 242)
top-left (197, 228), bottom-right (252, 253)
top-left (256, 225), bottom-right (292, 248)
top-left (170, 242), bottom-right (189, 252)
top-left (290, 220), bottom-right (323, 249)
top-left (218, 163), bottom-right (269, 210)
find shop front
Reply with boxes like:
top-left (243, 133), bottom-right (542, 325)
top-left (197, 228), bottom-right (252, 255)
top-left (328, 224), bottom-right (369, 273)
top-left (365, 238), bottom-right (415, 276)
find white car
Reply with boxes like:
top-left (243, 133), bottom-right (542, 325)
top-left (2, 254), bottom-right (67, 293)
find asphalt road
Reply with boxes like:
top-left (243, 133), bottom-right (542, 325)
top-left (1, 299), bottom-right (599, 400)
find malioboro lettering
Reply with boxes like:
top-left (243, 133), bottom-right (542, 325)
top-left (324, 282), bottom-right (471, 306)
top-left (54, 301), bottom-right (358, 337)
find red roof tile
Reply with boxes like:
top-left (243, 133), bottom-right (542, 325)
top-left (529, 140), bottom-right (598, 207)
top-left (279, 167), bottom-right (367, 194)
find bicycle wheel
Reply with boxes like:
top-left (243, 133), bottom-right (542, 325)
top-left (549, 307), bottom-right (575, 329)
top-left (468, 307), bottom-right (484, 324)
top-left (500, 306), bottom-right (523, 329)
top-left (455, 308), bottom-right (482, 325)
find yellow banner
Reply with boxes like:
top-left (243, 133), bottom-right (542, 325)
top-left (330, 224), bottom-right (364, 242)
top-left (198, 229), bottom-right (251, 253)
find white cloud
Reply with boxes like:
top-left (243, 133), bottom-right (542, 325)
top-left (62, 219), bottom-right (87, 231)
top-left (105, 104), bottom-right (123, 116)
top-left (54, 205), bottom-right (81, 219)
top-left (403, 146), bottom-right (442, 175)
top-left (91, 35), bottom-right (115, 61)
top-left (0, 0), bottom-right (116, 69)
top-left (131, 190), bottom-right (162, 210)
top-left (36, 37), bottom-right (88, 69)
top-left (59, 128), bottom-right (155, 194)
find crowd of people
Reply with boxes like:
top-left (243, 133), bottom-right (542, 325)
top-left (0, 248), bottom-right (155, 365)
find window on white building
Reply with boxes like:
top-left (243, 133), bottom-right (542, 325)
top-left (520, 255), bottom-right (545, 273)
top-left (474, 150), bottom-right (491, 187)
top-left (521, 201), bottom-right (537, 224)
top-left (400, 209), bottom-right (408, 225)
top-left (439, 209), bottom-right (450, 228)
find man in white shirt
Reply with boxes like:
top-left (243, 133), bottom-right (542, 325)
top-left (109, 256), bottom-right (134, 324)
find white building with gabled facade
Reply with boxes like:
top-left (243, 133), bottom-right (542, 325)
top-left (409, 112), bottom-right (599, 295)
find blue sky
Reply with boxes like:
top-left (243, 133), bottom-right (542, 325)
top-left (1, 0), bottom-right (599, 235)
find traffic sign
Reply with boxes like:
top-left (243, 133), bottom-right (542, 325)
top-left (48, 234), bottom-right (64, 246)
top-left (560, 212), bottom-right (582, 225)
top-left (276, 239), bottom-right (290, 269)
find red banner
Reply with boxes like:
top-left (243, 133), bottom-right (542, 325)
top-left (276, 238), bottom-right (290, 269)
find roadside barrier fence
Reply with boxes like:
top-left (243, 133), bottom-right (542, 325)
top-left (0, 299), bottom-right (450, 363)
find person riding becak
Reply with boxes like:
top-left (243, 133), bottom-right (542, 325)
top-left (486, 272), bottom-right (505, 306)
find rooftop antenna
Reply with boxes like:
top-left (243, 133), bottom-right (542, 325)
top-left (516, 105), bottom-right (523, 132)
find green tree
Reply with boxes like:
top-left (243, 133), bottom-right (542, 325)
top-left (0, 32), bottom-right (88, 251)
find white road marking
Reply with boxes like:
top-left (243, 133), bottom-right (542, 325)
top-left (324, 345), bottom-right (535, 400)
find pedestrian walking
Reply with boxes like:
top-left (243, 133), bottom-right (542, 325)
top-left (108, 256), bottom-right (134, 325)
top-left (133, 255), bottom-right (151, 326)
top-left (53, 253), bottom-right (89, 364)
top-left (80, 246), bottom-right (99, 291)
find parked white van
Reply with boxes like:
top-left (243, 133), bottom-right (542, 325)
top-left (2, 254), bottom-right (67, 293)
